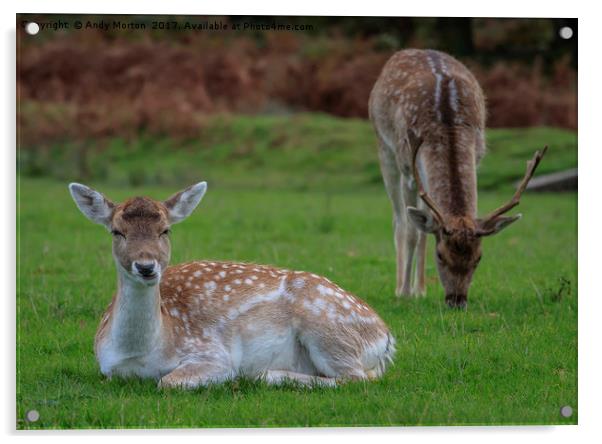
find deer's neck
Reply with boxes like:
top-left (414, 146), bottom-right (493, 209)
top-left (111, 270), bottom-right (165, 356)
top-left (420, 138), bottom-right (478, 218)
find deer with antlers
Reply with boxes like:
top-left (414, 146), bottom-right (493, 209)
top-left (369, 49), bottom-right (547, 308)
top-left (69, 182), bottom-right (395, 388)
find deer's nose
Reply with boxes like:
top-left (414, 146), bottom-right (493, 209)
top-left (445, 294), bottom-right (467, 309)
top-left (134, 261), bottom-right (156, 277)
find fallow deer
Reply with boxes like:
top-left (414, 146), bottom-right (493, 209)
top-left (69, 182), bottom-right (395, 388)
top-left (369, 49), bottom-right (547, 308)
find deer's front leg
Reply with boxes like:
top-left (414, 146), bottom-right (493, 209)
top-left (377, 144), bottom-right (408, 298)
top-left (413, 230), bottom-right (427, 296)
top-left (158, 362), bottom-right (232, 389)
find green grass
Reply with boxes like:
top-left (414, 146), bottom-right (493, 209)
top-left (17, 114), bottom-right (577, 428)
top-left (19, 113), bottom-right (577, 191)
top-left (17, 179), bottom-right (576, 428)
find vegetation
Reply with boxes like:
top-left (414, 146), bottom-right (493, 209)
top-left (19, 114), bottom-right (577, 190)
top-left (17, 116), bottom-right (577, 428)
top-left (18, 15), bottom-right (576, 150)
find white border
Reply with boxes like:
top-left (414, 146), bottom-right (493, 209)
top-left (5, 0), bottom-right (583, 17)
top-left (3, 1), bottom-right (596, 443)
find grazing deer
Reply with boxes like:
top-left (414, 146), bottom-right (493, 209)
top-left (369, 49), bottom-right (546, 308)
top-left (69, 182), bottom-right (395, 388)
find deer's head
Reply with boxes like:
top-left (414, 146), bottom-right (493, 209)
top-left (406, 132), bottom-right (547, 308)
top-left (69, 182), bottom-right (207, 286)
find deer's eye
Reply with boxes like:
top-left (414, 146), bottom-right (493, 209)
top-left (160, 229), bottom-right (171, 237)
top-left (436, 251), bottom-right (444, 262)
top-left (111, 230), bottom-right (125, 238)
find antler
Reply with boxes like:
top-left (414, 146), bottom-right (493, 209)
top-left (480, 146), bottom-right (548, 225)
top-left (409, 130), bottom-right (446, 228)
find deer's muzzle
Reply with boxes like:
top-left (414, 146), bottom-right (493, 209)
top-left (445, 294), bottom-right (467, 309)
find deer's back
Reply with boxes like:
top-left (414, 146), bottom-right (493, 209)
top-left (157, 261), bottom-right (390, 350)
top-left (369, 49), bottom-right (486, 166)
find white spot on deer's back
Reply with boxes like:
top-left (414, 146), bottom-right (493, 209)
top-left (244, 278), bottom-right (253, 285)
top-left (293, 278), bottom-right (305, 289)
top-left (449, 78), bottom-right (459, 112)
top-left (433, 73), bottom-right (443, 120)
top-left (219, 271), bottom-right (226, 278)
top-left (440, 59), bottom-right (450, 75)
top-left (204, 281), bottom-right (217, 293)
top-left (316, 284), bottom-right (334, 296)
top-left (326, 304), bottom-right (337, 321)
top-left (303, 299), bottom-right (321, 317)
top-left (227, 279), bottom-right (286, 319)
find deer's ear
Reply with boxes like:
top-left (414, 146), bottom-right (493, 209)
top-left (163, 182), bottom-right (207, 224)
top-left (477, 214), bottom-right (522, 237)
top-left (407, 207), bottom-right (440, 233)
top-left (69, 183), bottom-right (115, 228)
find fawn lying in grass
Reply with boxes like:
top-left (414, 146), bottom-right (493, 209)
top-left (69, 182), bottom-right (395, 388)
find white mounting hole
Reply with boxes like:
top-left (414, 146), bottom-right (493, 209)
top-left (560, 405), bottom-right (573, 417)
top-left (559, 26), bottom-right (573, 40)
top-left (25, 22), bottom-right (40, 35)
top-left (25, 409), bottom-right (40, 422)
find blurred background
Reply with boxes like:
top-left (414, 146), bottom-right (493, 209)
top-left (17, 14), bottom-right (577, 189)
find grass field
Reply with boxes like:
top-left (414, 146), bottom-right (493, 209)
top-left (20, 113), bottom-right (577, 191)
top-left (17, 115), bottom-right (577, 428)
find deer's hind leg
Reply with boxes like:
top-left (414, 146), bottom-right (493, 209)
top-left (158, 361), bottom-right (232, 389)
top-left (377, 142), bottom-right (408, 298)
